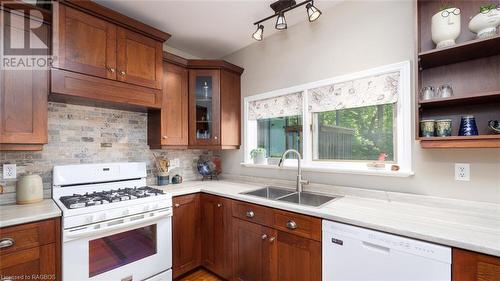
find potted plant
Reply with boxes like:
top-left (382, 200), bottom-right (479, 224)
top-left (431, 4), bottom-right (462, 48)
top-left (250, 148), bottom-right (267, 165)
top-left (469, 4), bottom-right (500, 39)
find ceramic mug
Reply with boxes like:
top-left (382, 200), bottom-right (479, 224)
top-left (458, 115), bottom-right (479, 136)
top-left (420, 119), bottom-right (435, 137)
top-left (435, 119), bottom-right (452, 137)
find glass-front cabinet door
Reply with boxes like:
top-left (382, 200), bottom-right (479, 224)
top-left (189, 69), bottom-right (220, 146)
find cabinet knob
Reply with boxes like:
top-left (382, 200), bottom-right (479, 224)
top-left (269, 237), bottom-right (276, 243)
top-left (162, 136), bottom-right (168, 139)
top-left (0, 238), bottom-right (15, 249)
top-left (107, 66), bottom-right (116, 73)
top-left (214, 136), bottom-right (218, 140)
top-left (174, 203), bottom-right (180, 208)
top-left (217, 203), bottom-right (222, 208)
top-left (261, 234), bottom-right (268, 240)
top-left (246, 211), bottom-right (255, 218)
top-left (119, 70), bottom-right (126, 76)
top-left (286, 220), bottom-right (298, 230)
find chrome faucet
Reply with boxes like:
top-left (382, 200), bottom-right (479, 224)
top-left (278, 149), bottom-right (309, 193)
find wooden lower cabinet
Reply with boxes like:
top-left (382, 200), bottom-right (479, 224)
top-left (276, 231), bottom-right (321, 281)
top-left (453, 248), bottom-right (500, 281)
top-left (0, 218), bottom-right (60, 281)
top-left (200, 194), bottom-right (233, 279)
top-left (232, 218), bottom-right (276, 281)
top-left (172, 194), bottom-right (201, 279)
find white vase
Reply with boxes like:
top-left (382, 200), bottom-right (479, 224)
top-left (469, 9), bottom-right (500, 39)
top-left (431, 8), bottom-right (461, 48)
top-left (252, 154), bottom-right (267, 165)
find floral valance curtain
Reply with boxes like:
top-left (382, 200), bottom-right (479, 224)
top-left (308, 71), bottom-right (400, 113)
top-left (248, 92), bottom-right (303, 120)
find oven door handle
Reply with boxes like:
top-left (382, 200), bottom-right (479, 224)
top-left (64, 208), bottom-right (171, 240)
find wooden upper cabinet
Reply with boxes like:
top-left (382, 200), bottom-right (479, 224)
top-left (0, 10), bottom-right (48, 151)
top-left (54, 5), bottom-right (116, 80)
top-left (161, 62), bottom-right (188, 145)
top-left (116, 27), bottom-right (163, 89)
top-left (189, 69), bottom-right (221, 147)
top-left (453, 248), bottom-right (500, 281)
top-left (51, 1), bottom-right (169, 109)
top-left (172, 194), bottom-right (201, 279)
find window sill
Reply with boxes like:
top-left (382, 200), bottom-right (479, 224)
top-left (240, 162), bottom-right (414, 178)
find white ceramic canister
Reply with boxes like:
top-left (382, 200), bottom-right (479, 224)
top-left (16, 174), bottom-right (43, 204)
top-left (431, 8), bottom-right (461, 48)
top-left (469, 8), bottom-right (500, 39)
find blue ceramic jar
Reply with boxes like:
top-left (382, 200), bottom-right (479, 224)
top-left (458, 115), bottom-right (479, 136)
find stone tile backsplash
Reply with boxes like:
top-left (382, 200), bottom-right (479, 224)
top-left (0, 102), bottom-right (211, 204)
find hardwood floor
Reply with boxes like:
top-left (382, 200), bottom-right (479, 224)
top-left (178, 269), bottom-right (222, 281)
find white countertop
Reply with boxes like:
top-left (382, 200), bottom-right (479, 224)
top-left (156, 179), bottom-right (500, 257)
top-left (0, 199), bottom-right (62, 228)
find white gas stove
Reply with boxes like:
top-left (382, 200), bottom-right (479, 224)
top-left (53, 162), bottom-right (172, 281)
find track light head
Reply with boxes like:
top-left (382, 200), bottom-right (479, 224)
top-left (306, 2), bottom-right (322, 22)
top-left (275, 12), bottom-right (287, 30)
top-left (252, 24), bottom-right (264, 41)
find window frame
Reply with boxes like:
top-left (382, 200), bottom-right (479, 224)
top-left (243, 61), bottom-right (413, 177)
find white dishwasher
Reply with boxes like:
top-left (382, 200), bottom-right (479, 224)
top-left (322, 220), bottom-right (451, 281)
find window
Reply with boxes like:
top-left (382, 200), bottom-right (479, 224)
top-left (258, 115), bottom-right (302, 159)
top-left (313, 104), bottom-right (395, 161)
top-left (244, 61), bottom-right (412, 176)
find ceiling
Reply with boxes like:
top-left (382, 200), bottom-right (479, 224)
top-left (94, 0), bottom-right (341, 59)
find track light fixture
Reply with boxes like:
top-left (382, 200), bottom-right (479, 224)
top-left (252, 24), bottom-right (264, 41)
top-left (252, 0), bottom-right (322, 41)
top-left (275, 12), bottom-right (287, 30)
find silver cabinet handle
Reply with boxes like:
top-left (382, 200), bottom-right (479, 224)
top-left (107, 66), bottom-right (116, 73)
top-left (217, 203), bottom-right (222, 208)
top-left (162, 136), bottom-right (168, 139)
top-left (174, 203), bottom-right (180, 208)
top-left (261, 234), bottom-right (268, 240)
top-left (286, 220), bottom-right (297, 230)
top-left (0, 238), bottom-right (15, 249)
top-left (246, 211), bottom-right (255, 218)
top-left (269, 237), bottom-right (276, 243)
top-left (214, 136), bottom-right (218, 140)
top-left (119, 70), bottom-right (126, 76)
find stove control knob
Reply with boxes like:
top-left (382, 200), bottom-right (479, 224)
top-left (123, 209), bottom-right (130, 216)
top-left (98, 213), bottom-right (106, 220)
top-left (85, 215), bottom-right (93, 224)
top-left (143, 205), bottom-right (150, 211)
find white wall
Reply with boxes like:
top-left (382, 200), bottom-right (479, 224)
top-left (164, 44), bottom-right (201, 59)
top-left (222, 0), bottom-right (500, 203)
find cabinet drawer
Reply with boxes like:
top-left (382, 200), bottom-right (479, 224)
top-left (0, 219), bottom-right (56, 255)
top-left (273, 210), bottom-right (321, 241)
top-left (232, 201), bottom-right (273, 227)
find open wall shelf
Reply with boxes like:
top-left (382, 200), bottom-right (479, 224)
top-left (416, 0), bottom-right (500, 149)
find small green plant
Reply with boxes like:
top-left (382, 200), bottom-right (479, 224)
top-left (250, 147), bottom-right (266, 159)
top-left (439, 3), bottom-right (453, 11)
top-left (480, 4), bottom-right (497, 13)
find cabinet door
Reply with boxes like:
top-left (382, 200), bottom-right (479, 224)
top-left (453, 248), bottom-right (500, 281)
top-left (189, 69), bottom-right (221, 146)
top-left (161, 62), bottom-right (188, 146)
top-left (201, 194), bottom-right (232, 279)
top-left (0, 11), bottom-right (48, 148)
top-left (220, 69), bottom-right (241, 148)
top-left (172, 194), bottom-right (201, 279)
top-left (276, 231), bottom-right (321, 281)
top-left (232, 219), bottom-right (276, 281)
top-left (0, 244), bottom-right (57, 280)
top-left (54, 4), bottom-right (116, 79)
top-left (116, 27), bottom-right (163, 89)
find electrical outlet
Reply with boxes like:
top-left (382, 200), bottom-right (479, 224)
top-left (455, 163), bottom-right (470, 181)
top-left (170, 158), bottom-right (180, 169)
top-left (2, 164), bottom-right (17, 179)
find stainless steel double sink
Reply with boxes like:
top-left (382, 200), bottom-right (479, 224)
top-left (240, 186), bottom-right (340, 208)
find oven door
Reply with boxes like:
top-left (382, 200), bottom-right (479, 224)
top-left (62, 208), bottom-right (172, 281)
